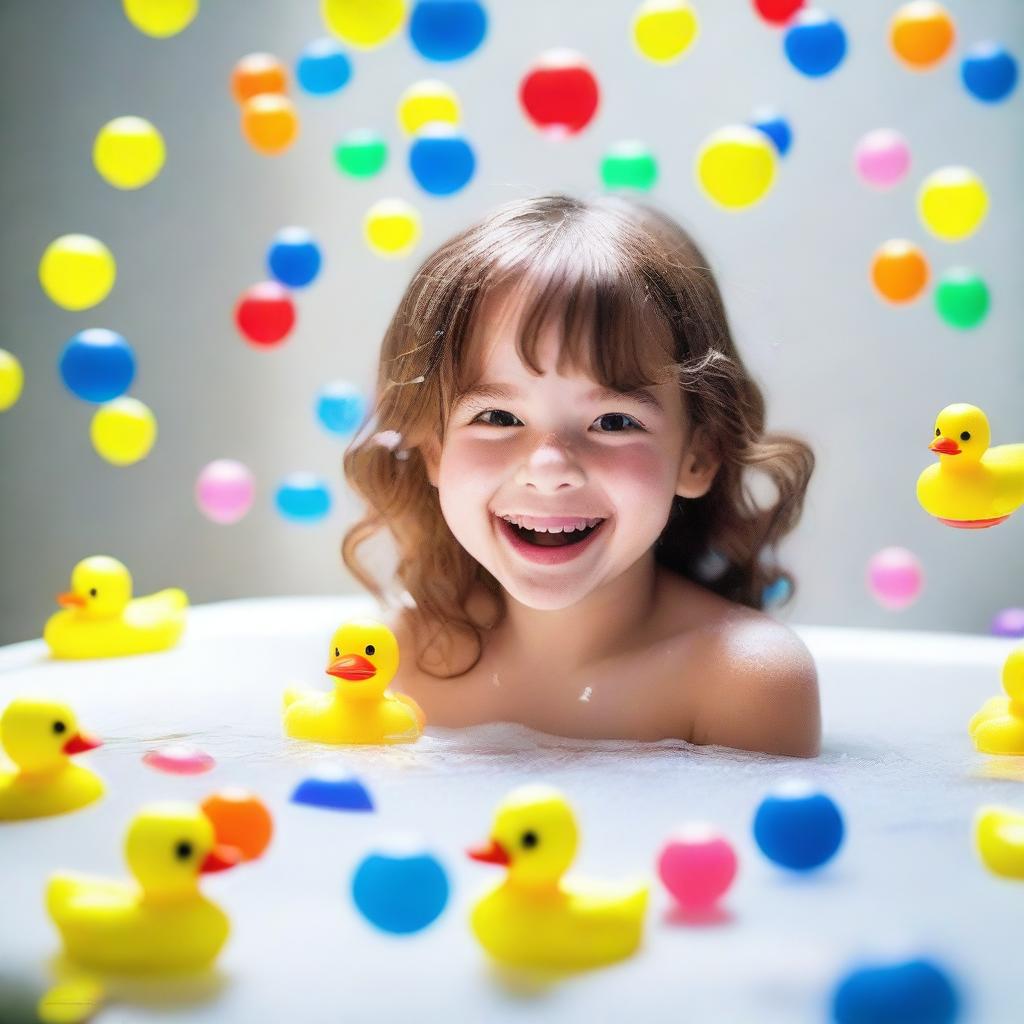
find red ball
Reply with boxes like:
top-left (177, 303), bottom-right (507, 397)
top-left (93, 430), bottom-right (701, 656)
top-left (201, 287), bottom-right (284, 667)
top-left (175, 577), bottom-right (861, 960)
top-left (519, 50), bottom-right (599, 137)
top-left (753, 0), bottom-right (804, 25)
top-left (234, 281), bottom-right (296, 346)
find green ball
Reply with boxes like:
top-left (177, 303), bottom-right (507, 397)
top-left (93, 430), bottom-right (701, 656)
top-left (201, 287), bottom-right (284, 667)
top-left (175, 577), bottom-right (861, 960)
top-left (600, 141), bottom-right (658, 192)
top-left (935, 268), bottom-right (990, 329)
top-left (334, 130), bottom-right (388, 179)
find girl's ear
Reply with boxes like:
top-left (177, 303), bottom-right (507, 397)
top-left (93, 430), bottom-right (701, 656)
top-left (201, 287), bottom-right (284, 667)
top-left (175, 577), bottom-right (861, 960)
top-left (676, 426), bottom-right (720, 499)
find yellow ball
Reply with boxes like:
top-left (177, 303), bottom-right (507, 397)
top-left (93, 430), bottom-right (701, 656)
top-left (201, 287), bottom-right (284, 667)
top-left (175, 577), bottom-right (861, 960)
top-left (93, 116), bottom-right (166, 190)
top-left (632, 1), bottom-right (699, 63)
top-left (122, 0), bottom-right (198, 38)
top-left (322, 0), bottom-right (406, 48)
top-left (91, 397), bottom-right (157, 466)
top-left (364, 199), bottom-right (421, 257)
top-left (917, 166), bottom-right (988, 242)
top-left (39, 234), bottom-right (117, 311)
top-left (397, 80), bottom-right (461, 135)
top-left (0, 350), bottom-right (24, 412)
top-left (696, 125), bottom-right (777, 210)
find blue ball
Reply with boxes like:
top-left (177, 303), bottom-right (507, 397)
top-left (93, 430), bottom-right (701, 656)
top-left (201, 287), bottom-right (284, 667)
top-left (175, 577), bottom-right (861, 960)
top-left (291, 770), bottom-right (374, 812)
top-left (275, 474), bottom-right (332, 522)
top-left (784, 11), bottom-right (847, 78)
top-left (961, 42), bottom-right (1018, 103)
top-left (297, 38), bottom-right (352, 95)
top-left (267, 227), bottom-right (323, 288)
top-left (753, 784), bottom-right (844, 871)
top-left (58, 328), bottom-right (135, 403)
top-left (352, 846), bottom-right (450, 934)
top-left (316, 380), bottom-right (366, 436)
top-left (751, 110), bottom-right (793, 157)
top-left (832, 958), bottom-right (961, 1024)
top-left (409, 126), bottom-right (476, 196)
top-left (409, 0), bottom-right (487, 62)
top-left (762, 576), bottom-right (793, 608)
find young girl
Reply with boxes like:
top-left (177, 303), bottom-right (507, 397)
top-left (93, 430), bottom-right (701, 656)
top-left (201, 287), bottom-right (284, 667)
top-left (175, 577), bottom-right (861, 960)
top-left (342, 193), bottom-right (820, 757)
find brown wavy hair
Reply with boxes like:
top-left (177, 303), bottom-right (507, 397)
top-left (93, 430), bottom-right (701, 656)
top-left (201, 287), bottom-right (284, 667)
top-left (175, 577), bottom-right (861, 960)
top-left (342, 193), bottom-right (814, 678)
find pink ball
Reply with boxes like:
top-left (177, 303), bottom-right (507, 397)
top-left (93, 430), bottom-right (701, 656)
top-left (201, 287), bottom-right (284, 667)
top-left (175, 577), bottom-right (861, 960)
top-left (143, 745), bottom-right (216, 775)
top-left (196, 459), bottom-right (255, 524)
top-left (867, 546), bottom-right (923, 610)
top-left (657, 825), bottom-right (738, 910)
top-left (854, 129), bottom-right (910, 188)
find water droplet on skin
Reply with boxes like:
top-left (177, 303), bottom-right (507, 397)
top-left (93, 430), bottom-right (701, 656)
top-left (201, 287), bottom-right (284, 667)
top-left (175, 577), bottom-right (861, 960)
top-left (491, 673), bottom-right (501, 687)
top-left (579, 687), bottom-right (592, 703)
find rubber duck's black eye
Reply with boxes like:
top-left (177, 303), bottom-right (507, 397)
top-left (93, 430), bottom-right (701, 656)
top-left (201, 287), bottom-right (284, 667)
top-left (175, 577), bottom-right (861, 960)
top-left (521, 831), bottom-right (539, 849)
top-left (334, 647), bottom-right (340, 658)
top-left (365, 644), bottom-right (375, 656)
top-left (175, 841), bottom-right (193, 860)
top-left (89, 588), bottom-right (97, 597)
top-left (52, 721), bottom-right (66, 734)
top-left (960, 431), bottom-right (971, 442)
top-left (935, 428), bottom-right (940, 437)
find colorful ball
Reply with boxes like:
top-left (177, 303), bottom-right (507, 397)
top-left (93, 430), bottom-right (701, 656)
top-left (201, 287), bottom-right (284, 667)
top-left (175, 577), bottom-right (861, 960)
top-left (962, 42), bottom-right (1017, 103)
top-left (122, 0), bottom-right (197, 37)
top-left (322, 0), bottom-right (406, 49)
top-left (291, 768), bottom-right (374, 812)
top-left (696, 125), bottom-right (776, 210)
top-left (753, 782), bottom-right (844, 871)
top-left (750, 108), bottom-right (792, 156)
top-left (0, 350), bottom-right (24, 412)
top-left (90, 397), bottom-right (157, 466)
top-left (59, 328), bottom-right (136, 403)
top-left (234, 282), bottom-right (296, 347)
top-left (297, 38), bottom-right (352, 95)
top-left (397, 79), bottom-right (461, 135)
top-left (753, 0), bottom-right (804, 25)
top-left (831, 957), bottom-right (961, 1024)
top-left (519, 50), bottom-right (600, 137)
top-left (364, 199), bottom-right (421, 257)
top-left (783, 9), bottom-right (847, 77)
top-left (409, 123), bottom-right (476, 195)
top-left (39, 234), bottom-right (116, 311)
top-left (317, 380), bottom-right (367, 436)
top-left (93, 116), bottom-right (165, 190)
top-left (991, 608), bottom-right (1024, 639)
top-left (867, 546), bottom-right (923, 610)
top-left (917, 166), bottom-right (988, 242)
top-left (871, 240), bottom-right (929, 304)
top-left (657, 825), bottom-right (737, 911)
top-left (632, 1), bottom-right (700, 64)
top-left (601, 140), bottom-right (659, 191)
top-left (201, 788), bottom-right (273, 861)
top-left (267, 227), bottom-right (323, 288)
top-left (935, 268), bottom-right (989, 329)
top-left (231, 53), bottom-right (288, 104)
top-left (762, 575), bottom-right (793, 608)
top-left (854, 129), bottom-right (910, 188)
top-left (241, 93), bottom-right (299, 156)
top-left (143, 745), bottom-right (215, 775)
top-left (409, 0), bottom-right (487, 62)
top-left (890, 1), bottom-right (955, 70)
top-left (334, 129), bottom-right (388, 178)
top-left (195, 459), bottom-right (255, 524)
top-left (352, 841), bottom-right (450, 934)
top-left (275, 473), bottom-right (332, 522)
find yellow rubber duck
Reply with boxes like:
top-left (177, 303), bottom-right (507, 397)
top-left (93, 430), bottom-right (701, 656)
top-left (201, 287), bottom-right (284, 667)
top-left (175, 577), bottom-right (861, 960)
top-left (467, 784), bottom-right (648, 970)
top-left (969, 647), bottom-right (1024, 755)
top-left (0, 698), bottom-right (103, 821)
top-left (975, 806), bottom-right (1024, 880)
top-left (917, 404), bottom-right (1024, 528)
top-left (283, 619), bottom-right (425, 745)
top-left (47, 801), bottom-right (242, 973)
top-left (44, 555), bottom-right (188, 660)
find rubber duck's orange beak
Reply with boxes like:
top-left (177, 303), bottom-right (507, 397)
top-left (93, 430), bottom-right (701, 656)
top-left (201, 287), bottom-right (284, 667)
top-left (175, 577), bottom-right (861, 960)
top-left (57, 592), bottom-right (86, 608)
top-left (467, 837), bottom-right (510, 865)
top-left (200, 844), bottom-right (242, 874)
top-left (326, 653), bottom-right (376, 680)
top-left (930, 436), bottom-right (961, 455)
top-left (63, 731), bottom-right (101, 755)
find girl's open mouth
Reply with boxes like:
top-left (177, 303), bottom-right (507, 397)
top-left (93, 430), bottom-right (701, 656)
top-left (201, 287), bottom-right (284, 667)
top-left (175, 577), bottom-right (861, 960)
top-left (493, 514), bottom-right (608, 566)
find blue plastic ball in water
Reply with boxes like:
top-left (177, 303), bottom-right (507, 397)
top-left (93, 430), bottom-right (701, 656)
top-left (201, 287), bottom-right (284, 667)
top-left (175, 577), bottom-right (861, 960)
top-left (831, 957), bottom-right (961, 1024)
top-left (275, 473), bottom-right (332, 522)
top-left (408, 0), bottom-right (487, 62)
top-left (351, 842), bottom-right (450, 934)
top-left (961, 42), bottom-right (1018, 103)
top-left (316, 380), bottom-right (366, 436)
top-left (751, 109), bottom-right (793, 157)
top-left (753, 782), bottom-right (844, 871)
top-left (59, 328), bottom-right (135, 403)
top-left (267, 228), bottom-right (322, 288)
top-left (762, 575), bottom-right (793, 608)
top-left (784, 10), bottom-right (847, 78)
top-left (409, 124), bottom-right (476, 195)
top-left (297, 38), bottom-right (352, 95)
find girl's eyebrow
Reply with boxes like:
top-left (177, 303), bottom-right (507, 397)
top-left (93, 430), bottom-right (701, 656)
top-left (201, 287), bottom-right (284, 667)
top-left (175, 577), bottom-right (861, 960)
top-left (457, 381), bottom-right (664, 412)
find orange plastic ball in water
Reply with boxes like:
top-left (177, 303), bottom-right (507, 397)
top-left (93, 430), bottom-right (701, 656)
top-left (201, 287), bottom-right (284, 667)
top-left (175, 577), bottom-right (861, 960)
top-left (241, 94), bottom-right (299, 155)
top-left (231, 53), bottom-right (288, 104)
top-left (201, 788), bottom-right (273, 861)
top-left (890, 1), bottom-right (955, 70)
top-left (871, 239), bottom-right (929, 303)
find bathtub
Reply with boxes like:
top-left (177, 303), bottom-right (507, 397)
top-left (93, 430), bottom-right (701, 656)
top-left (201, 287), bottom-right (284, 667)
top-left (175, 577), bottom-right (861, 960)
top-left (0, 596), bottom-right (1019, 1022)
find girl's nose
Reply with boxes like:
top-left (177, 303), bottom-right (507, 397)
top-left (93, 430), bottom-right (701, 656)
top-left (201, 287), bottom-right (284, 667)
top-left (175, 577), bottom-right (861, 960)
top-left (514, 435), bottom-right (585, 490)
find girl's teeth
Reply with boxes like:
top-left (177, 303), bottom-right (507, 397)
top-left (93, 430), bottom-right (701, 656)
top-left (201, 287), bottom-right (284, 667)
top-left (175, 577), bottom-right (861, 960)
top-left (500, 515), bottom-right (602, 533)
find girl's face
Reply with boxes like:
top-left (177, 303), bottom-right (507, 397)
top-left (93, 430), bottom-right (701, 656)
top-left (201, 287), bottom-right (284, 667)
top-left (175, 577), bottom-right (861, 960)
top-left (423, 289), bottom-right (717, 611)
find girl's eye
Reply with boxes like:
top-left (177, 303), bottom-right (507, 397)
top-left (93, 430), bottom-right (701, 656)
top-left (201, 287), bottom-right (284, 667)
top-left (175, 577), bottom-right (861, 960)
top-left (594, 413), bottom-right (643, 433)
top-left (471, 409), bottom-right (522, 428)
top-left (470, 410), bottom-right (643, 432)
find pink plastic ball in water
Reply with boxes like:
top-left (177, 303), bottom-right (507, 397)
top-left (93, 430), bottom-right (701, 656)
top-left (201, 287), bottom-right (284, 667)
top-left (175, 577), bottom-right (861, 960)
top-left (867, 547), bottom-right (923, 610)
top-left (854, 129), bottom-right (910, 188)
top-left (143, 745), bottom-right (216, 775)
top-left (657, 824), bottom-right (738, 911)
top-left (196, 459), bottom-right (255, 524)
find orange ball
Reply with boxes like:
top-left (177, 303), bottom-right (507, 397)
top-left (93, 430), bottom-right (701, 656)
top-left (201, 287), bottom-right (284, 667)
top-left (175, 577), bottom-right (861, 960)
top-left (241, 94), bottom-right (299, 155)
top-left (890, 1), bottom-right (954, 70)
top-left (871, 240), bottom-right (929, 303)
top-left (201, 788), bottom-right (273, 861)
top-left (231, 52), bottom-right (288, 104)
